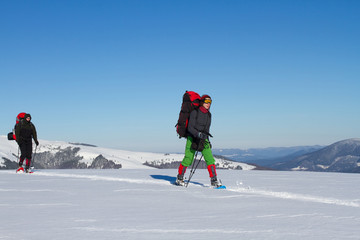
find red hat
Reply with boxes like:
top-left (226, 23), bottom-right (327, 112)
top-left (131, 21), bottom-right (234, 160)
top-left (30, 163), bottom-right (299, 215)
top-left (200, 95), bottom-right (212, 103)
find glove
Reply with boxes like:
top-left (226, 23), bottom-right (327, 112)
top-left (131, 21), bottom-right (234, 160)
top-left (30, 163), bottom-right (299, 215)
top-left (197, 132), bottom-right (207, 140)
top-left (35, 140), bottom-right (39, 146)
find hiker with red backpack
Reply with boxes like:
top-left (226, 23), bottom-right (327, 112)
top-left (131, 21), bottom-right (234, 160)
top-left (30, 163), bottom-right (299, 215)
top-left (15, 113), bottom-right (39, 173)
top-left (175, 92), bottom-right (222, 187)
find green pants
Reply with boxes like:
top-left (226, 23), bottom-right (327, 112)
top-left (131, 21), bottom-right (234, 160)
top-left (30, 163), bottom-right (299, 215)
top-left (181, 136), bottom-right (215, 167)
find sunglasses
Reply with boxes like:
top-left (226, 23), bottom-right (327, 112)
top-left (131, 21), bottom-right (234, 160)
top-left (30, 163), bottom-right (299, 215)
top-left (204, 99), bottom-right (212, 104)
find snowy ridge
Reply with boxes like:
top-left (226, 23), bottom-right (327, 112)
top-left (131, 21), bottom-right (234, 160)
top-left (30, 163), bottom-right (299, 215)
top-left (275, 138), bottom-right (360, 173)
top-left (0, 135), bottom-right (254, 170)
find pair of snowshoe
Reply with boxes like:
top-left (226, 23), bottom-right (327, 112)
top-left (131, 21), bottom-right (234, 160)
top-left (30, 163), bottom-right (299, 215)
top-left (16, 166), bottom-right (33, 174)
top-left (175, 174), bottom-right (225, 189)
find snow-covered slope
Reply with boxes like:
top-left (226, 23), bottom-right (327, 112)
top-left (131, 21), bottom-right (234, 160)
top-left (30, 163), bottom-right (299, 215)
top-left (1, 169), bottom-right (359, 240)
top-left (0, 136), bottom-right (254, 170)
top-left (273, 138), bottom-right (360, 173)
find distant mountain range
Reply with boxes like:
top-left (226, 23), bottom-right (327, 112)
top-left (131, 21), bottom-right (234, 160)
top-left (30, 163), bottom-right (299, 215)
top-left (0, 136), bottom-right (252, 171)
top-left (271, 138), bottom-right (360, 173)
top-left (212, 145), bottom-right (324, 165)
top-left (214, 139), bottom-right (360, 173)
top-left (2, 136), bottom-right (359, 173)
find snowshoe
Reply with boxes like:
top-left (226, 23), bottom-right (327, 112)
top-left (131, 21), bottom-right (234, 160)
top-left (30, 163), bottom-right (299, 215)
top-left (211, 177), bottom-right (226, 189)
top-left (25, 168), bottom-right (34, 174)
top-left (175, 174), bottom-right (185, 186)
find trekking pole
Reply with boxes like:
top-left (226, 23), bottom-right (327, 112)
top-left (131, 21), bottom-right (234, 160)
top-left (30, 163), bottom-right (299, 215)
top-left (185, 150), bottom-right (199, 187)
top-left (31, 145), bottom-right (38, 170)
top-left (17, 146), bottom-right (20, 166)
top-left (185, 154), bottom-right (203, 187)
top-left (185, 139), bottom-right (205, 188)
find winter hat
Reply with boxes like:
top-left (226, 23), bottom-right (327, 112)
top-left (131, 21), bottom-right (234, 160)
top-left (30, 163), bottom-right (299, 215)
top-left (24, 113), bottom-right (31, 120)
top-left (200, 95), bottom-right (212, 103)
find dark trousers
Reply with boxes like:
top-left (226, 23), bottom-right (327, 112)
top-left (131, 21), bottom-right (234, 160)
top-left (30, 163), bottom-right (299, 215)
top-left (19, 141), bottom-right (32, 168)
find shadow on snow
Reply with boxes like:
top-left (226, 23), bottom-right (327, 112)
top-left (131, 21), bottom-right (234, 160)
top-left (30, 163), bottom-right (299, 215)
top-left (150, 175), bottom-right (206, 187)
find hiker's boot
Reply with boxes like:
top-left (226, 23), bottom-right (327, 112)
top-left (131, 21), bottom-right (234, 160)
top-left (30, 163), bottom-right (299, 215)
top-left (19, 159), bottom-right (24, 168)
top-left (211, 177), bottom-right (222, 187)
top-left (175, 174), bottom-right (185, 186)
top-left (25, 162), bottom-right (31, 173)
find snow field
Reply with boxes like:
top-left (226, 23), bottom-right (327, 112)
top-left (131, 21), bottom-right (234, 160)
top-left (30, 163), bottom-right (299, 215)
top-left (0, 169), bottom-right (360, 240)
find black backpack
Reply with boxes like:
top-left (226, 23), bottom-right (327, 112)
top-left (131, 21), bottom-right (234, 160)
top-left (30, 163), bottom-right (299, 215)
top-left (175, 91), bottom-right (201, 138)
top-left (7, 112), bottom-right (26, 141)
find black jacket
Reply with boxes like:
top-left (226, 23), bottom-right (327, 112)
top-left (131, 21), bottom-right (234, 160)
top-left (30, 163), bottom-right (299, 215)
top-left (15, 119), bottom-right (38, 144)
top-left (187, 108), bottom-right (211, 138)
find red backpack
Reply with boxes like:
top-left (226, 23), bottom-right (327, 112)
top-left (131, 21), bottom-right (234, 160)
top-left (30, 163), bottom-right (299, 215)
top-left (7, 112), bottom-right (26, 140)
top-left (175, 91), bottom-right (201, 138)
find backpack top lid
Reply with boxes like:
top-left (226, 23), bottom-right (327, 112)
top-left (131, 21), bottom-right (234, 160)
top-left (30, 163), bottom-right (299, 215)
top-left (16, 112), bottom-right (26, 124)
top-left (186, 91), bottom-right (201, 103)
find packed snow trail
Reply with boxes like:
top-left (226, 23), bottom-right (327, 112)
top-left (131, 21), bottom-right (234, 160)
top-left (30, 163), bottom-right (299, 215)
top-left (72, 226), bottom-right (274, 234)
top-left (32, 171), bottom-right (171, 186)
top-left (228, 185), bottom-right (360, 208)
top-left (1, 170), bottom-right (359, 208)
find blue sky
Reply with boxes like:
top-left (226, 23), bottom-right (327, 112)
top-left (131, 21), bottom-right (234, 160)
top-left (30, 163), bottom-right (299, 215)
top-left (1, 0), bottom-right (359, 152)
